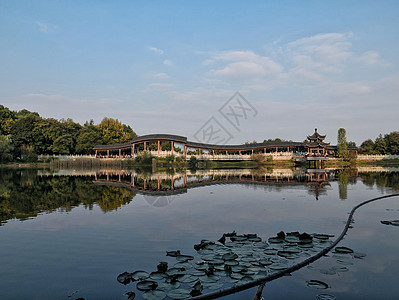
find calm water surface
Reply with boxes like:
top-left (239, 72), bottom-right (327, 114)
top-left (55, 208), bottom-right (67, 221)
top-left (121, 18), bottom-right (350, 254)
top-left (0, 167), bottom-right (399, 300)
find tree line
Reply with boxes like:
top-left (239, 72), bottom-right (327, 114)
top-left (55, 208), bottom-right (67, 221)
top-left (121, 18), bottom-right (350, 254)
top-left (0, 105), bottom-right (137, 162)
top-left (359, 132), bottom-right (399, 155)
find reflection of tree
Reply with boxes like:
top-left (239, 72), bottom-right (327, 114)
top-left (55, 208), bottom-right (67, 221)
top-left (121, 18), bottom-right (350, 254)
top-left (338, 170), bottom-right (349, 200)
top-left (359, 172), bottom-right (399, 192)
top-left (97, 187), bottom-right (135, 212)
top-left (0, 170), bottom-right (136, 225)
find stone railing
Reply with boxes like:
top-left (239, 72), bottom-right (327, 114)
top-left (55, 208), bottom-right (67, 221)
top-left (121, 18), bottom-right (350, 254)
top-left (357, 154), bottom-right (399, 160)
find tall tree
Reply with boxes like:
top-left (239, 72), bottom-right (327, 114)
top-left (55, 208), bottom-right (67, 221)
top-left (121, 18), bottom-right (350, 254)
top-left (75, 121), bottom-right (102, 154)
top-left (385, 131), bottom-right (399, 155)
top-left (360, 139), bottom-right (375, 154)
top-left (337, 128), bottom-right (348, 157)
top-left (374, 134), bottom-right (387, 154)
top-left (97, 117), bottom-right (137, 145)
top-left (0, 135), bottom-right (14, 163)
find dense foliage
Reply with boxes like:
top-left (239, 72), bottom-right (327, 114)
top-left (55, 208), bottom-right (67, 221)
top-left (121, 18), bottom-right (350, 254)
top-left (359, 132), bottom-right (399, 155)
top-left (0, 105), bottom-right (137, 161)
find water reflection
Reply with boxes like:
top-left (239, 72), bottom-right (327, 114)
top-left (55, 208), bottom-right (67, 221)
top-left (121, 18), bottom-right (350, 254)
top-left (1, 167), bottom-right (398, 225)
top-left (0, 169), bottom-right (136, 225)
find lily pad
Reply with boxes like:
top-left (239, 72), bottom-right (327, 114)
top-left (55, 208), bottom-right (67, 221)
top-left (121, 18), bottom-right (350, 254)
top-left (199, 274), bottom-right (220, 283)
top-left (352, 252), bottom-right (367, 259)
top-left (176, 255), bottom-right (194, 262)
top-left (167, 289), bottom-right (191, 299)
top-left (179, 274), bottom-right (199, 283)
top-left (136, 280), bottom-right (158, 291)
top-left (317, 294), bottom-right (336, 300)
top-left (307, 280), bottom-right (329, 289)
top-left (166, 268), bottom-right (186, 276)
top-left (222, 252), bottom-right (238, 260)
top-left (150, 271), bottom-right (166, 280)
top-left (131, 270), bottom-right (149, 281)
top-left (159, 281), bottom-right (181, 290)
top-left (142, 290), bottom-right (166, 300)
top-left (334, 246), bottom-right (354, 254)
top-left (117, 272), bottom-right (132, 285)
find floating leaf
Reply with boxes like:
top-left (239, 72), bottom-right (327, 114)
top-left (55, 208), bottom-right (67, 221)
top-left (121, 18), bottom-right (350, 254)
top-left (125, 291), bottom-right (136, 300)
top-left (136, 280), bottom-right (158, 291)
top-left (316, 293), bottom-right (336, 300)
top-left (159, 281), bottom-right (181, 290)
top-left (173, 262), bottom-right (193, 270)
top-left (224, 260), bottom-right (239, 266)
top-left (176, 255), bottom-right (194, 262)
top-left (318, 268), bottom-right (336, 275)
top-left (332, 266), bottom-right (349, 273)
top-left (199, 274), bottom-right (219, 283)
top-left (352, 252), bottom-right (367, 259)
top-left (222, 252), bottom-right (238, 260)
top-left (313, 234), bottom-right (332, 240)
top-left (334, 246), bottom-right (353, 254)
top-left (179, 274), bottom-right (199, 283)
top-left (336, 259), bottom-right (353, 266)
top-left (166, 268), bottom-right (185, 277)
top-left (268, 237), bottom-right (284, 243)
top-left (117, 272), bottom-right (132, 285)
top-left (167, 289), bottom-right (191, 299)
top-left (142, 290), bottom-right (166, 300)
top-left (149, 271), bottom-right (166, 280)
top-left (307, 280), bottom-right (329, 289)
top-left (131, 270), bottom-right (149, 281)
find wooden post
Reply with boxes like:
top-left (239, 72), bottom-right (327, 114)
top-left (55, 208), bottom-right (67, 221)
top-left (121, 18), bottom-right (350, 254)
top-left (107, 150), bottom-right (109, 157)
top-left (95, 150), bottom-right (98, 157)
top-left (131, 144), bottom-right (135, 157)
top-left (119, 149), bottom-right (121, 157)
top-left (171, 141), bottom-right (174, 155)
top-left (144, 141), bottom-right (146, 151)
top-left (158, 140), bottom-right (160, 155)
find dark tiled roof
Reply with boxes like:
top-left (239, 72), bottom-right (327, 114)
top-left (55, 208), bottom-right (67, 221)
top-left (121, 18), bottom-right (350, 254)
top-left (132, 134), bottom-right (187, 143)
top-left (186, 141), bottom-right (303, 150)
top-left (307, 128), bottom-right (326, 140)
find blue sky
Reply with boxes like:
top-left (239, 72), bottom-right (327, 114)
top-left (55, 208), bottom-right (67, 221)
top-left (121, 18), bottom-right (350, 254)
top-left (0, 0), bottom-right (398, 144)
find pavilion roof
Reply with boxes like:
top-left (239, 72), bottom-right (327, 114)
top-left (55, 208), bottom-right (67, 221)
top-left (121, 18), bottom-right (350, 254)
top-left (307, 128), bottom-right (326, 141)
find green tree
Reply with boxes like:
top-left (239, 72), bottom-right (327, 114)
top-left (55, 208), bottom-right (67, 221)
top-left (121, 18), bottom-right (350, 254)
top-left (10, 114), bottom-right (40, 158)
top-left (51, 134), bottom-right (74, 154)
top-left (360, 139), bottom-right (375, 154)
top-left (385, 131), bottom-right (399, 155)
top-left (0, 105), bottom-right (15, 135)
top-left (337, 128), bottom-right (348, 157)
top-left (75, 121), bottom-right (102, 154)
top-left (0, 135), bottom-right (14, 163)
top-left (374, 134), bottom-right (387, 154)
top-left (97, 117), bottom-right (137, 145)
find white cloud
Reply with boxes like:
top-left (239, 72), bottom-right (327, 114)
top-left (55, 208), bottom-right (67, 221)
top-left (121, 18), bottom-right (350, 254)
top-left (36, 21), bottom-right (58, 34)
top-left (163, 59), bottom-right (173, 66)
top-left (149, 47), bottom-right (164, 55)
top-left (145, 72), bottom-right (169, 79)
top-left (359, 51), bottom-right (390, 66)
top-left (148, 83), bottom-right (174, 89)
top-left (208, 50), bottom-right (283, 81)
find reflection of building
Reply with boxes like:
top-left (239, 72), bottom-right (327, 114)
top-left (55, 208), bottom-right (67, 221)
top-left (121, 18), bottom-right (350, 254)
top-left (93, 168), bottom-right (337, 200)
top-left (93, 129), bottom-right (358, 160)
top-left (305, 169), bottom-right (332, 200)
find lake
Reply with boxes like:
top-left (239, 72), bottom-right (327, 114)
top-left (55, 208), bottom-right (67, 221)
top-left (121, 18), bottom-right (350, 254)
top-left (0, 167), bottom-right (399, 300)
